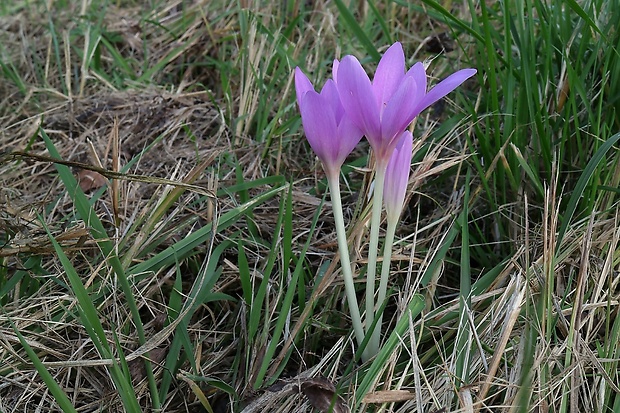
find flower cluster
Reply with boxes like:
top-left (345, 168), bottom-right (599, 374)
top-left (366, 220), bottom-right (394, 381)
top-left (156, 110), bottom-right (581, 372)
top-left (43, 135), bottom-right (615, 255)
top-left (295, 42), bottom-right (476, 359)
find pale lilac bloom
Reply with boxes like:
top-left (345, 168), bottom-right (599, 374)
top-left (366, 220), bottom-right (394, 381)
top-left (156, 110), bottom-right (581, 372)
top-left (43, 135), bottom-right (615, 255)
top-left (383, 131), bottom-right (413, 220)
top-left (336, 42), bottom-right (476, 164)
top-left (295, 67), bottom-right (363, 178)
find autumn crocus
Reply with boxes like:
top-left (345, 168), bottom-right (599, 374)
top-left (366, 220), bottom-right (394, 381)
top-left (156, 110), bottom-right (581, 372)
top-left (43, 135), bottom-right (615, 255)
top-left (336, 42), bottom-right (476, 164)
top-left (335, 42), bottom-right (476, 341)
top-left (370, 131), bottom-right (413, 352)
top-left (295, 68), bottom-right (363, 180)
top-left (295, 66), bottom-right (367, 355)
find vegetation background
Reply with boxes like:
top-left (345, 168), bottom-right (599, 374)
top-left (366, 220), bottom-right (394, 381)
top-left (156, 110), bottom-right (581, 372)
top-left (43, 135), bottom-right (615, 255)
top-left (1, 0), bottom-right (619, 412)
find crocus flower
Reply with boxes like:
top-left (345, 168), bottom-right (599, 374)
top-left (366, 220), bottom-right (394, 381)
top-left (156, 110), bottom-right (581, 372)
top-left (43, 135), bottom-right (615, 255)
top-left (383, 131), bottom-right (413, 221)
top-left (295, 67), bottom-right (364, 179)
top-left (295, 65), bottom-right (368, 357)
top-left (336, 42), bottom-right (476, 165)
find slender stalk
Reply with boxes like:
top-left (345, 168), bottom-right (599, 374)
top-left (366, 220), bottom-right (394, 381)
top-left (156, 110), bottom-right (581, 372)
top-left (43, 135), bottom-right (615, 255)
top-left (369, 213), bottom-right (398, 353)
top-left (327, 174), bottom-right (367, 358)
top-left (365, 160), bottom-right (388, 356)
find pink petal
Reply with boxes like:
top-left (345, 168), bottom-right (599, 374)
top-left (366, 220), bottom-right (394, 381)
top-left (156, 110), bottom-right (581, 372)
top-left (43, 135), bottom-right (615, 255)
top-left (295, 67), bottom-right (315, 108)
top-left (332, 59), bottom-right (340, 84)
top-left (299, 91), bottom-right (339, 168)
top-left (414, 68), bottom-right (477, 115)
top-left (379, 76), bottom-right (417, 158)
top-left (320, 80), bottom-right (343, 120)
top-left (336, 55), bottom-right (381, 147)
top-left (384, 131), bottom-right (413, 219)
top-left (406, 62), bottom-right (427, 100)
top-left (372, 42), bottom-right (405, 112)
top-left (335, 115), bottom-right (364, 166)
top-left (320, 81), bottom-right (363, 167)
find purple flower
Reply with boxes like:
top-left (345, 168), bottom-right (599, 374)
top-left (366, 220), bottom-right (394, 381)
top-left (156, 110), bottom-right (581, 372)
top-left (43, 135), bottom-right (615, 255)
top-left (295, 67), bottom-right (364, 179)
top-left (383, 131), bottom-right (413, 220)
top-left (335, 42), bottom-right (476, 164)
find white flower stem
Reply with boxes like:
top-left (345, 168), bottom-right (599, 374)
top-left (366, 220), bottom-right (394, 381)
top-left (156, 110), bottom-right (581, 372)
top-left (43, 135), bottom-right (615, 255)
top-left (365, 161), bottom-right (387, 357)
top-left (327, 175), bottom-right (367, 358)
top-left (370, 213), bottom-right (398, 353)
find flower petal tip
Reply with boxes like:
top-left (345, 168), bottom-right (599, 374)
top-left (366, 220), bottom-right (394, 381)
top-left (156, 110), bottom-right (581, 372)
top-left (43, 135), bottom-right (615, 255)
top-left (294, 67), bottom-right (315, 107)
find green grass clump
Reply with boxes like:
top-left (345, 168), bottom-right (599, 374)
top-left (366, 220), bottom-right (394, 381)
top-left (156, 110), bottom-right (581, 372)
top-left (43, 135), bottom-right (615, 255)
top-left (0, 0), bottom-right (619, 412)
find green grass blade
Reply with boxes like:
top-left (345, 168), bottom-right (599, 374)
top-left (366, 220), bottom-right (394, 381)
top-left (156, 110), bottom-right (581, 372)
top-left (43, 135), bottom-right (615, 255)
top-left (354, 294), bottom-right (425, 406)
top-left (420, 219), bottom-right (459, 286)
top-left (415, 0), bottom-right (485, 42)
top-left (159, 263), bottom-right (191, 402)
top-left (129, 182), bottom-right (286, 275)
top-left (159, 241), bottom-right (231, 400)
top-left (510, 143), bottom-right (544, 199)
top-left (0, 57), bottom-right (27, 94)
top-left (6, 316), bottom-right (79, 413)
top-left (556, 132), bottom-right (620, 254)
top-left (238, 239), bottom-right (253, 307)
top-left (39, 217), bottom-right (142, 413)
top-left (248, 192), bottom-right (287, 346)
top-left (217, 176), bottom-right (286, 197)
top-left (366, 0), bottom-right (392, 44)
top-left (40, 218), bottom-right (110, 352)
top-left (333, 0), bottom-right (379, 60)
top-left (564, 0), bottom-right (605, 38)
top-left (40, 128), bottom-right (160, 408)
top-left (455, 170), bottom-right (472, 390)
top-left (253, 183), bottom-right (322, 388)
